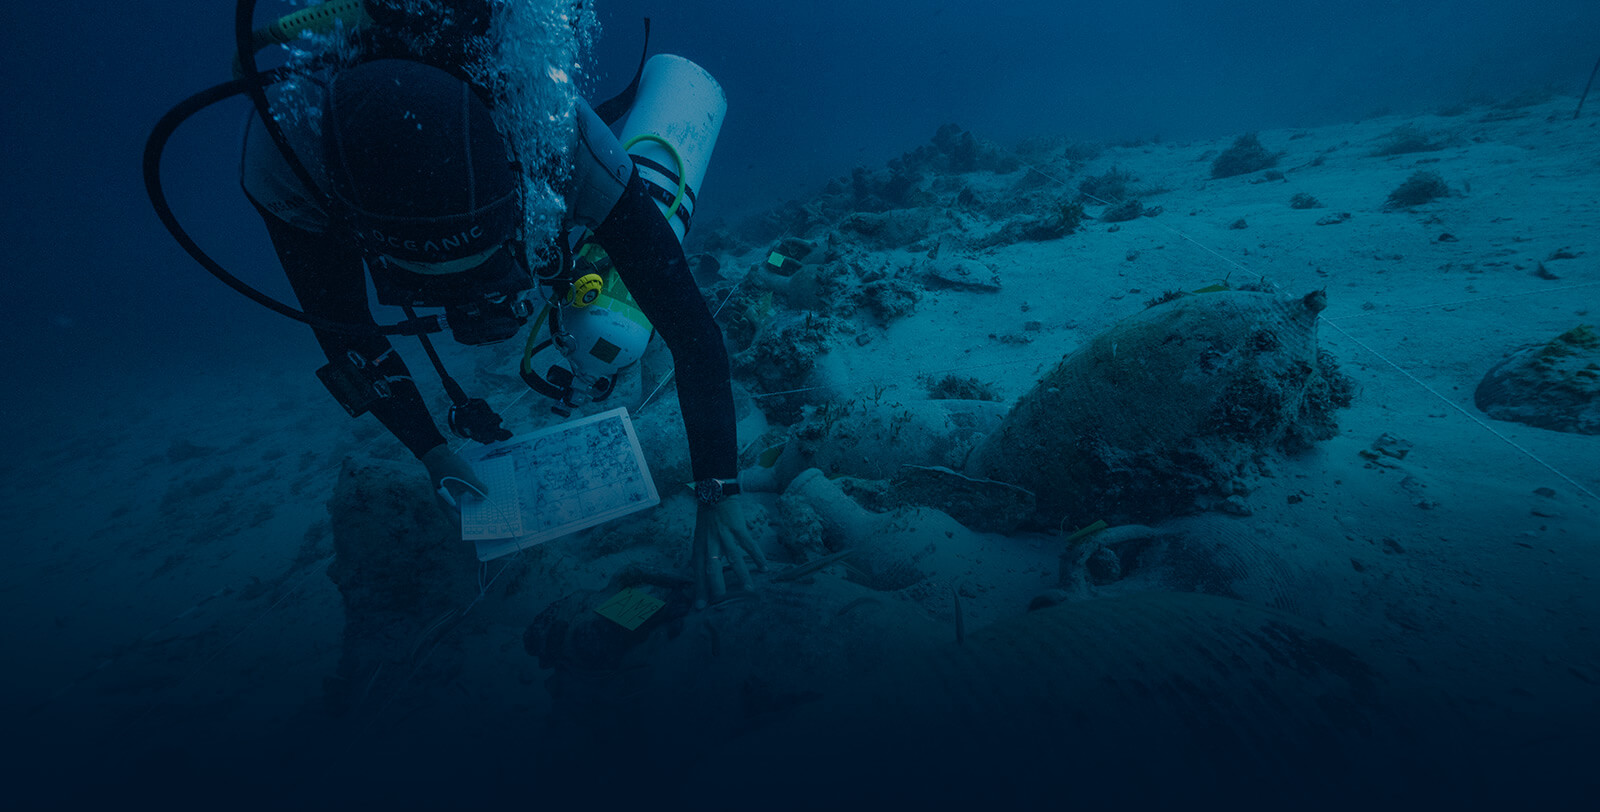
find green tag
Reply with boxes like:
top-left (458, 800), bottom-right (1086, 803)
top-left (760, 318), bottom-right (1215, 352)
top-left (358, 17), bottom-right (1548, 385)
top-left (767, 252), bottom-right (792, 268)
top-left (595, 587), bottom-right (666, 631)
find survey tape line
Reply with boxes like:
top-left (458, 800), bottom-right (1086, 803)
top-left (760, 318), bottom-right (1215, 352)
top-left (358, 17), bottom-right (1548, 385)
top-left (1326, 320), bottom-right (1598, 502)
top-left (360, 550), bottom-right (526, 730)
top-left (1326, 281), bottom-right (1600, 323)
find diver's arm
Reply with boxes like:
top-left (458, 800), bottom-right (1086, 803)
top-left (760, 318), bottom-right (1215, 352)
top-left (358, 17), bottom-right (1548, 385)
top-left (594, 169), bottom-right (739, 481)
top-left (256, 211), bottom-right (449, 459)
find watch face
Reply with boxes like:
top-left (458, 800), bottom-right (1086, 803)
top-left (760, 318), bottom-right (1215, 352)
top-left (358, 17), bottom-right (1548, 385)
top-left (696, 479), bottom-right (722, 504)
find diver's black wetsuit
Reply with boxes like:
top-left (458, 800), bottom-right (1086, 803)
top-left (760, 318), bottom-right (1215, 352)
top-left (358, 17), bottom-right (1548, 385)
top-left (240, 12), bottom-right (736, 481)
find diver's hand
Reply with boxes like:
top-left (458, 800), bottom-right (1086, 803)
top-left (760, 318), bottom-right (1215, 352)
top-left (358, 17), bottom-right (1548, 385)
top-left (691, 496), bottom-right (768, 610)
top-left (421, 444), bottom-right (488, 513)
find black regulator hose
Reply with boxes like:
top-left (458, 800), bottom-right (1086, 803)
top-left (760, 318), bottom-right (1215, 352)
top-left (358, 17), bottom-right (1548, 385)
top-left (142, 74), bottom-right (441, 337)
top-left (141, 0), bottom-right (441, 338)
top-left (235, 0), bottom-right (328, 210)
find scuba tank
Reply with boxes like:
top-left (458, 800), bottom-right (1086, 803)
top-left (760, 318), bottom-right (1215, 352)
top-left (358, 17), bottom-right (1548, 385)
top-left (149, 2), bottom-right (725, 426)
top-left (521, 55), bottom-right (727, 414)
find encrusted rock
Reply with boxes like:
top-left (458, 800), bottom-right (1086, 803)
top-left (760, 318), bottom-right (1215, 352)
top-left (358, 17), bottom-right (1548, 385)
top-left (969, 288), bottom-right (1352, 525)
top-left (838, 209), bottom-right (937, 250)
top-left (1475, 325), bottom-right (1600, 434)
top-left (922, 257), bottom-right (1001, 292)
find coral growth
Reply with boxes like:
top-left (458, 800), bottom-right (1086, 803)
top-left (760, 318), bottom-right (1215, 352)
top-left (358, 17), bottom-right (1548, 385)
top-left (1210, 133), bottom-right (1279, 178)
top-left (1100, 200), bottom-right (1145, 223)
top-left (925, 374), bottom-right (1002, 402)
top-left (1369, 124), bottom-right (1448, 157)
top-left (733, 313), bottom-right (836, 422)
top-left (1079, 166), bottom-right (1138, 203)
top-left (1384, 170), bottom-right (1452, 209)
top-left (977, 202), bottom-right (1084, 248)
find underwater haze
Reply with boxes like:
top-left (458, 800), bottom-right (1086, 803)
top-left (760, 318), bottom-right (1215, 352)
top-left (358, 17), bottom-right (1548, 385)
top-left (4, 0), bottom-right (1598, 391)
top-left (593, 0), bottom-right (1600, 209)
top-left (4, 0), bottom-right (1600, 807)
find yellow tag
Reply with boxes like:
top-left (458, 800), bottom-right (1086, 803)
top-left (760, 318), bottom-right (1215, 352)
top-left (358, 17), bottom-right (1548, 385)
top-left (757, 442), bottom-right (787, 468)
top-left (1065, 519), bottom-right (1109, 544)
top-left (595, 587), bottom-right (666, 631)
top-left (767, 252), bottom-right (791, 268)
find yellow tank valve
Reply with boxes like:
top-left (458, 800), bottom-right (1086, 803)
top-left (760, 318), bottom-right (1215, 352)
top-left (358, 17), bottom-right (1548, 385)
top-left (568, 274), bottom-right (605, 307)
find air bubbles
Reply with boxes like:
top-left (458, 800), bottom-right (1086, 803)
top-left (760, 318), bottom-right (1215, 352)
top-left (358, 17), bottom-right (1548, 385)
top-left (473, 1), bottom-right (601, 261)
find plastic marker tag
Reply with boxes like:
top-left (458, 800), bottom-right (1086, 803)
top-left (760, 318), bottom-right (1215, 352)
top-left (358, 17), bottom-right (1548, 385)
top-left (767, 252), bottom-right (792, 269)
top-left (1065, 519), bottom-right (1109, 544)
top-left (595, 588), bottom-right (666, 631)
top-left (757, 442), bottom-right (787, 468)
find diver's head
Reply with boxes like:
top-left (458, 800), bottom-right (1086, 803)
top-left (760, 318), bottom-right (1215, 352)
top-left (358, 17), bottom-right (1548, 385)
top-left (325, 58), bottom-right (522, 276)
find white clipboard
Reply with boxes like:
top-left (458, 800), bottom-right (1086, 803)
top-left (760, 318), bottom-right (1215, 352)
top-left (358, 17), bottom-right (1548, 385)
top-left (458, 407), bottom-right (659, 561)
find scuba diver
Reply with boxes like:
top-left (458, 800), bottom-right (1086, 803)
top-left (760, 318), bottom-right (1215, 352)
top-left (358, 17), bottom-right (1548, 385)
top-left (146, 0), bottom-right (766, 607)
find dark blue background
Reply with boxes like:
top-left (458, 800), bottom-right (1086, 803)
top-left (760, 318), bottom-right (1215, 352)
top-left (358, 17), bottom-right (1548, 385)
top-left (4, 0), bottom-right (1597, 399)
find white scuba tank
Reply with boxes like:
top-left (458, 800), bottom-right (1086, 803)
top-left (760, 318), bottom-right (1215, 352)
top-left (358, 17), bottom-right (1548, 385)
top-left (616, 54), bottom-right (728, 241)
top-left (523, 55), bottom-right (727, 412)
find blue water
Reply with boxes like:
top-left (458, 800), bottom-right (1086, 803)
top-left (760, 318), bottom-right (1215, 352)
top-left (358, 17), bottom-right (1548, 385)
top-left (6, 0), bottom-right (1596, 388)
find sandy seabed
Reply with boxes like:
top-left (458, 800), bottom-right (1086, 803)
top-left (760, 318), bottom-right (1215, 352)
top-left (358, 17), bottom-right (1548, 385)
top-left (4, 94), bottom-right (1598, 808)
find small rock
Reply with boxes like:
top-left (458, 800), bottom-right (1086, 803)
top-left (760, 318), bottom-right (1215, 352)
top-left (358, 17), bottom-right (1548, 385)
top-left (774, 236), bottom-right (818, 261)
top-left (1437, 233), bottom-right (1459, 243)
top-left (688, 252), bottom-right (723, 282)
top-left (1316, 212), bottom-right (1353, 225)
top-left (1371, 434), bottom-right (1413, 459)
top-left (1085, 547), bottom-right (1122, 585)
top-left (1229, 218), bottom-right (1249, 230)
top-left (923, 258), bottom-right (1002, 292)
top-left (1218, 495), bottom-right (1253, 516)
